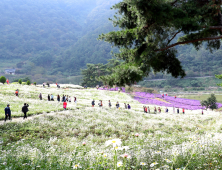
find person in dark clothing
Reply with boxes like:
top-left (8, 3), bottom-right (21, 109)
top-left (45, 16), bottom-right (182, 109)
top-left (48, 94), bottom-right (50, 101)
top-left (108, 100), bottom-right (112, 108)
top-left (5, 104), bottom-right (11, 122)
top-left (39, 93), bottom-right (42, 100)
top-left (22, 103), bottom-right (29, 119)
top-left (177, 108), bottom-right (179, 114)
top-left (92, 99), bottom-right (95, 107)
top-left (57, 95), bottom-right (60, 102)
top-left (124, 103), bottom-right (127, 109)
top-left (127, 104), bottom-right (131, 109)
top-left (62, 95), bottom-right (65, 102)
top-left (116, 102), bottom-right (120, 109)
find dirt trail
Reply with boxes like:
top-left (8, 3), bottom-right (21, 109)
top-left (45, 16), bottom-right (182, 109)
top-left (0, 110), bottom-right (69, 125)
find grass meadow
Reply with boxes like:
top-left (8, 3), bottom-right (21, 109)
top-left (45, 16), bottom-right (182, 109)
top-left (0, 84), bottom-right (222, 169)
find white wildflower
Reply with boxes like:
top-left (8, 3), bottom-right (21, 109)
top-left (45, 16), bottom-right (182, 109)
top-left (105, 139), bottom-right (122, 147)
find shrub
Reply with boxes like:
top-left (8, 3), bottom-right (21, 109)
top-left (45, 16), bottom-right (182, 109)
top-left (34, 82), bottom-right (37, 86)
top-left (18, 79), bottom-right (22, 84)
top-left (0, 76), bottom-right (6, 84)
top-left (27, 80), bottom-right (31, 85)
top-left (143, 88), bottom-right (154, 93)
top-left (125, 86), bottom-right (133, 93)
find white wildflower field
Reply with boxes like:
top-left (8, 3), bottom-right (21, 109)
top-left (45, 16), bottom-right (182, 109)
top-left (0, 84), bottom-right (222, 169)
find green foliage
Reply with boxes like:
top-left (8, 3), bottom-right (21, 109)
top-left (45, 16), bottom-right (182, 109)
top-left (201, 94), bottom-right (218, 110)
top-left (18, 79), bottom-right (22, 84)
top-left (215, 74), bottom-right (222, 87)
top-left (164, 86), bottom-right (171, 92)
top-left (0, 76), bottom-right (6, 84)
top-left (81, 59), bottom-right (121, 87)
top-left (34, 82), bottom-right (37, 86)
top-left (99, 0), bottom-right (222, 86)
top-left (26, 80), bottom-right (31, 85)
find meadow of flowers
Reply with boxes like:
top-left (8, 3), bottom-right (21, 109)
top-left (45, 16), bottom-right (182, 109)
top-left (99, 87), bottom-right (222, 110)
top-left (0, 84), bottom-right (222, 169)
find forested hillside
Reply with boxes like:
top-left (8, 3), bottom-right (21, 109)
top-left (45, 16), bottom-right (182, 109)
top-left (1, 0), bottom-right (222, 85)
top-left (0, 0), bottom-right (119, 80)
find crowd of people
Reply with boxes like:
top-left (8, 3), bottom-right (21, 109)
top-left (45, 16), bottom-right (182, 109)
top-left (91, 99), bottom-right (131, 110)
top-left (4, 86), bottom-right (203, 122)
top-left (143, 106), bottom-right (185, 114)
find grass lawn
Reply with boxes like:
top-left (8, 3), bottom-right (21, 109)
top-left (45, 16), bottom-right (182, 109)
top-left (182, 94), bottom-right (222, 104)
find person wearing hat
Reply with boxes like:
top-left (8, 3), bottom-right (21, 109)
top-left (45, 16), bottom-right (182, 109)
top-left (5, 104), bottom-right (11, 122)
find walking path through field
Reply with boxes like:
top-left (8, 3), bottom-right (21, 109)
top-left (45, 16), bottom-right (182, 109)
top-left (0, 110), bottom-right (64, 125)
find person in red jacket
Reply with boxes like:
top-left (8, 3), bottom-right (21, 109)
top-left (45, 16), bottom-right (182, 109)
top-left (182, 108), bottom-right (185, 114)
top-left (63, 101), bottom-right (67, 110)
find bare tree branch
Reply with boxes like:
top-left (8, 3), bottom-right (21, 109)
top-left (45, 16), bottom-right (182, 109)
top-left (156, 35), bottom-right (222, 51)
top-left (167, 30), bottom-right (181, 45)
top-left (171, 0), bottom-right (178, 6)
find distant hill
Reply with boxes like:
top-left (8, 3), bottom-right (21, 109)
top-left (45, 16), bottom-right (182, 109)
top-left (1, 0), bottom-right (222, 86)
top-left (0, 0), bottom-right (120, 79)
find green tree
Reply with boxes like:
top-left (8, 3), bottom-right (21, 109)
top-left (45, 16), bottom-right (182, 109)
top-left (81, 63), bottom-right (107, 87)
top-left (27, 80), bottom-right (31, 85)
top-left (215, 74), bottom-right (222, 86)
top-left (0, 76), bottom-right (6, 84)
top-left (201, 94), bottom-right (218, 110)
top-left (99, 0), bottom-right (222, 86)
top-left (18, 79), bottom-right (22, 84)
top-left (82, 59), bottom-right (121, 87)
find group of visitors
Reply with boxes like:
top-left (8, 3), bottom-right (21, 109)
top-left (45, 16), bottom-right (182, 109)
top-left (39, 93), bottom-right (77, 103)
top-left (143, 106), bottom-right (185, 114)
top-left (91, 100), bottom-right (131, 109)
top-left (4, 103), bottom-right (29, 122)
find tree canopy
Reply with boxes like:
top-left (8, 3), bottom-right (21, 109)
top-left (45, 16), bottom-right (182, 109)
top-left (99, 0), bottom-right (222, 86)
top-left (201, 94), bottom-right (218, 110)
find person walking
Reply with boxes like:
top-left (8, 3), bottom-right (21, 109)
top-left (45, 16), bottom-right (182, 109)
top-left (63, 101), bottom-right (67, 110)
top-left (116, 102), bottom-right (120, 109)
top-left (147, 106), bottom-right (150, 113)
top-left (127, 104), bottom-right (131, 109)
top-left (62, 95), bottom-right (65, 102)
top-left (154, 107), bottom-right (157, 114)
top-left (98, 100), bottom-right (103, 107)
top-left (124, 103), bottom-right (127, 109)
top-left (4, 104), bottom-right (11, 122)
top-left (92, 99), bottom-right (95, 107)
top-left (177, 108), bottom-right (179, 114)
top-left (108, 100), bottom-right (112, 108)
top-left (51, 94), bottom-right (54, 101)
top-left (144, 106), bottom-right (147, 113)
top-left (69, 96), bottom-right (71, 102)
top-left (15, 90), bottom-right (19, 97)
top-left (74, 97), bottom-right (77, 105)
top-left (22, 103), bottom-right (29, 119)
top-left (48, 94), bottom-right (50, 101)
top-left (57, 95), bottom-right (60, 102)
top-left (182, 108), bottom-right (185, 114)
top-left (39, 93), bottom-right (42, 100)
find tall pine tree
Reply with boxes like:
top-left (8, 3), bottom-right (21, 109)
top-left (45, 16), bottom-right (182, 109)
top-left (99, 0), bottom-right (222, 86)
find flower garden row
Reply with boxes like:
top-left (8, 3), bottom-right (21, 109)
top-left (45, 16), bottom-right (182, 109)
top-left (99, 87), bottom-right (222, 110)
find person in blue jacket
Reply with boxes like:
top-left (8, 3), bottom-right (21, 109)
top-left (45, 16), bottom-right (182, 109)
top-left (5, 104), bottom-right (11, 122)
